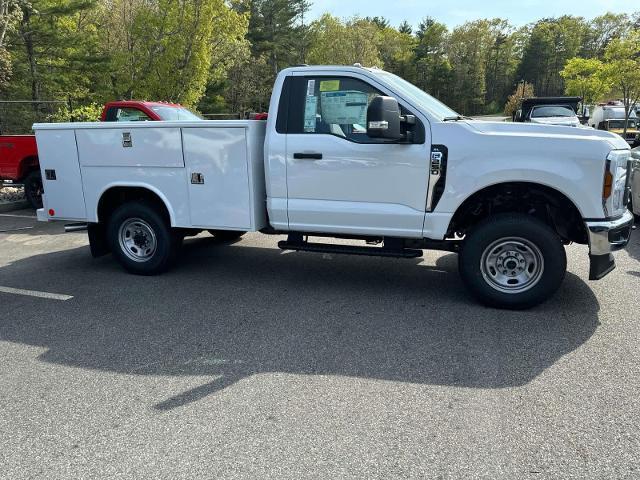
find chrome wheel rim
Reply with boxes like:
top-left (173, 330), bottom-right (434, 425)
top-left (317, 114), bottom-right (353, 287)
top-left (480, 237), bottom-right (544, 294)
top-left (118, 218), bottom-right (157, 262)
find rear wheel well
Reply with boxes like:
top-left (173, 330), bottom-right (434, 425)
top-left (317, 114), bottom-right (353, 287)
top-left (447, 182), bottom-right (587, 244)
top-left (97, 187), bottom-right (171, 225)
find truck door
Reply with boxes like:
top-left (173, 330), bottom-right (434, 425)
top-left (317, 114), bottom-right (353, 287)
top-left (284, 74), bottom-right (431, 238)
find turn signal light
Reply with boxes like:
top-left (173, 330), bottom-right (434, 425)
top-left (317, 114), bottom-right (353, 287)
top-left (603, 171), bottom-right (613, 199)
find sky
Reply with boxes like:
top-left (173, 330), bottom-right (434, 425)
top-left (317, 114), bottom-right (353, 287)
top-left (308, 0), bottom-right (636, 29)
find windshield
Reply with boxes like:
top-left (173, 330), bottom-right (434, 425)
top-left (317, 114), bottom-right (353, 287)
top-left (531, 106), bottom-right (576, 118)
top-left (150, 106), bottom-right (202, 121)
top-left (373, 70), bottom-right (459, 120)
top-left (608, 119), bottom-right (637, 129)
top-left (603, 108), bottom-right (637, 120)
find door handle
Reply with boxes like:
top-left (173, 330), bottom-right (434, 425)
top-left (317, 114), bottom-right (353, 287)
top-left (293, 152), bottom-right (323, 160)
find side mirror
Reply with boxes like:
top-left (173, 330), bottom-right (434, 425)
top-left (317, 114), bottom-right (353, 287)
top-left (367, 96), bottom-right (402, 140)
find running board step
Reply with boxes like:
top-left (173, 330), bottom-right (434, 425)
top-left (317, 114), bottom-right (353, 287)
top-left (278, 241), bottom-right (423, 259)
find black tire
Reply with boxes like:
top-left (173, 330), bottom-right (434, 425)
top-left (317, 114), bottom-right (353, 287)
top-left (23, 170), bottom-right (43, 209)
top-left (207, 230), bottom-right (246, 242)
top-left (107, 201), bottom-right (179, 275)
top-left (459, 213), bottom-right (567, 310)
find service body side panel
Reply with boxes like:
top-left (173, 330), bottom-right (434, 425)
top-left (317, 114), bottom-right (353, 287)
top-left (182, 127), bottom-right (251, 230)
top-left (76, 127), bottom-right (184, 168)
top-left (34, 129), bottom-right (87, 220)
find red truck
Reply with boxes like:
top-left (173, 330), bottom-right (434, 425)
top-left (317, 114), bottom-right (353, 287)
top-left (0, 101), bottom-right (200, 208)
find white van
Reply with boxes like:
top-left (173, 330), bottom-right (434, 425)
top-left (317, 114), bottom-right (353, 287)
top-left (589, 102), bottom-right (639, 144)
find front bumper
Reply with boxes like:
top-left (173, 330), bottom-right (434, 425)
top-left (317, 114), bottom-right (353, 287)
top-left (585, 210), bottom-right (635, 280)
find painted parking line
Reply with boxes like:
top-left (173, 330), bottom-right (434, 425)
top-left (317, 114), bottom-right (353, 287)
top-left (0, 213), bottom-right (36, 219)
top-left (0, 286), bottom-right (73, 301)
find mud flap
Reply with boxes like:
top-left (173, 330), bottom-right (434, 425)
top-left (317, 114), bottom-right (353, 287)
top-left (589, 253), bottom-right (615, 280)
top-left (87, 223), bottom-right (110, 258)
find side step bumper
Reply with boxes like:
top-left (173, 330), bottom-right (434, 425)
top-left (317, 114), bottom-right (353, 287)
top-left (278, 238), bottom-right (423, 259)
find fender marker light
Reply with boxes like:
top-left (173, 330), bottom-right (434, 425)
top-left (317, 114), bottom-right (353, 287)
top-left (48, 209), bottom-right (55, 216)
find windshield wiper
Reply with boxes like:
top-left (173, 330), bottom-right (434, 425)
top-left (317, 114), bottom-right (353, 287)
top-left (442, 115), bottom-right (469, 122)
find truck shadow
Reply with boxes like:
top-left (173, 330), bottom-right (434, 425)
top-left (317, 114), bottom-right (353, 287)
top-left (0, 237), bottom-right (601, 411)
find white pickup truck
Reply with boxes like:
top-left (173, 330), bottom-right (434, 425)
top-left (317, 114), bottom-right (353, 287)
top-left (33, 65), bottom-right (635, 309)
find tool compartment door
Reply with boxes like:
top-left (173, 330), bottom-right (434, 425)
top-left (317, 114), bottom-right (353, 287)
top-left (35, 129), bottom-right (87, 220)
top-left (182, 127), bottom-right (252, 229)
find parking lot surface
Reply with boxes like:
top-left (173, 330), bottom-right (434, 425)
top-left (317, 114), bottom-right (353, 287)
top-left (1, 211), bottom-right (639, 479)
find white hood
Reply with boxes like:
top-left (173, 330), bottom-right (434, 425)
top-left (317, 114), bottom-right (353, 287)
top-left (464, 120), bottom-right (630, 149)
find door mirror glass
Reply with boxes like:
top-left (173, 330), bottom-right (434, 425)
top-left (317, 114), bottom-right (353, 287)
top-left (367, 96), bottom-right (402, 140)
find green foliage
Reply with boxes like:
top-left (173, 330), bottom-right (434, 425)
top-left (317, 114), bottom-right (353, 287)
top-left (306, 14), bottom-right (382, 66)
top-left (600, 31), bottom-right (640, 133)
top-left (516, 16), bottom-right (587, 97)
top-left (101, 0), bottom-right (247, 107)
top-left (2, 1), bottom-right (640, 119)
top-left (560, 57), bottom-right (608, 105)
top-left (504, 81), bottom-right (535, 116)
top-left (49, 102), bottom-right (102, 122)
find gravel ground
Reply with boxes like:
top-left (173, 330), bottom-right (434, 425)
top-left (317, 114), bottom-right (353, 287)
top-left (0, 185), bottom-right (26, 203)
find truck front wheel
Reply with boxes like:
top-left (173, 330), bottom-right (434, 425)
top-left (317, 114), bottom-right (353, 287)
top-left (459, 213), bottom-right (567, 309)
top-left (107, 202), bottom-right (179, 275)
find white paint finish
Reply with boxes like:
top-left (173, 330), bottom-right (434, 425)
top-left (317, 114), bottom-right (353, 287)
top-left (34, 129), bottom-right (87, 221)
top-left (245, 122), bottom-right (268, 230)
top-left (81, 168), bottom-right (190, 226)
top-left (182, 127), bottom-right (251, 229)
top-left (0, 286), bottom-right (73, 301)
top-left (265, 71), bottom-right (290, 228)
top-left (284, 68), bottom-right (432, 237)
top-left (76, 127), bottom-right (184, 168)
top-left (287, 199), bottom-right (427, 237)
top-left (428, 121), bottom-right (624, 229)
top-left (285, 134), bottom-right (430, 237)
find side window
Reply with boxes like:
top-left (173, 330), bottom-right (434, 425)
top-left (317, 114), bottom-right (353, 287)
top-left (114, 107), bottom-right (152, 122)
top-left (289, 76), bottom-right (384, 143)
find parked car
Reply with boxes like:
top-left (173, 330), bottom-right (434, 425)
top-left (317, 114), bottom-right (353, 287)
top-left (0, 101), bottom-right (201, 208)
top-left (589, 102), bottom-right (639, 145)
top-left (630, 148), bottom-right (640, 220)
top-left (33, 65), bottom-right (634, 309)
top-left (513, 97), bottom-right (582, 127)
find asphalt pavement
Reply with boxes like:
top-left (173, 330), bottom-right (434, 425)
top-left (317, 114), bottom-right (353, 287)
top-left (0, 210), bottom-right (639, 479)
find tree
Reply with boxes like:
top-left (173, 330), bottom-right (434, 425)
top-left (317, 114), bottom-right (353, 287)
top-left (601, 31), bottom-right (640, 136)
top-left (560, 57), bottom-right (608, 107)
top-left (413, 18), bottom-right (451, 102)
top-left (306, 14), bottom-right (381, 66)
top-left (238, 0), bottom-right (310, 76)
top-left (398, 20), bottom-right (412, 35)
top-left (516, 16), bottom-right (587, 96)
top-left (9, 0), bottom-right (103, 103)
top-left (101, 0), bottom-right (247, 106)
top-left (504, 81), bottom-right (534, 117)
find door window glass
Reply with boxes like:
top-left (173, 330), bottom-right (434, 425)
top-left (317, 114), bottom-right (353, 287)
top-left (292, 77), bottom-right (384, 143)
top-left (115, 107), bottom-right (152, 122)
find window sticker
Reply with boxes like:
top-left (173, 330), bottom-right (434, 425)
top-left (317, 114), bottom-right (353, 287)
top-left (304, 95), bottom-right (318, 132)
top-left (306, 79), bottom-right (316, 96)
top-left (320, 80), bottom-right (340, 92)
top-left (320, 91), bottom-right (368, 125)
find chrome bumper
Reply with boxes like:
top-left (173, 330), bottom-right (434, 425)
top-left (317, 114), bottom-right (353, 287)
top-left (585, 210), bottom-right (635, 280)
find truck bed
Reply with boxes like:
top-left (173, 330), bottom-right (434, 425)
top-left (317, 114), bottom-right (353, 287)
top-left (32, 121), bottom-right (267, 230)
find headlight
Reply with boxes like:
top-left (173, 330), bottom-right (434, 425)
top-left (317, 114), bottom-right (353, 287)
top-left (603, 150), bottom-right (630, 217)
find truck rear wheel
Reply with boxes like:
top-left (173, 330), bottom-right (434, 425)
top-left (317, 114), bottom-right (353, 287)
top-left (23, 170), bottom-right (43, 209)
top-left (458, 213), bottom-right (567, 309)
top-left (107, 202), bottom-right (179, 275)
